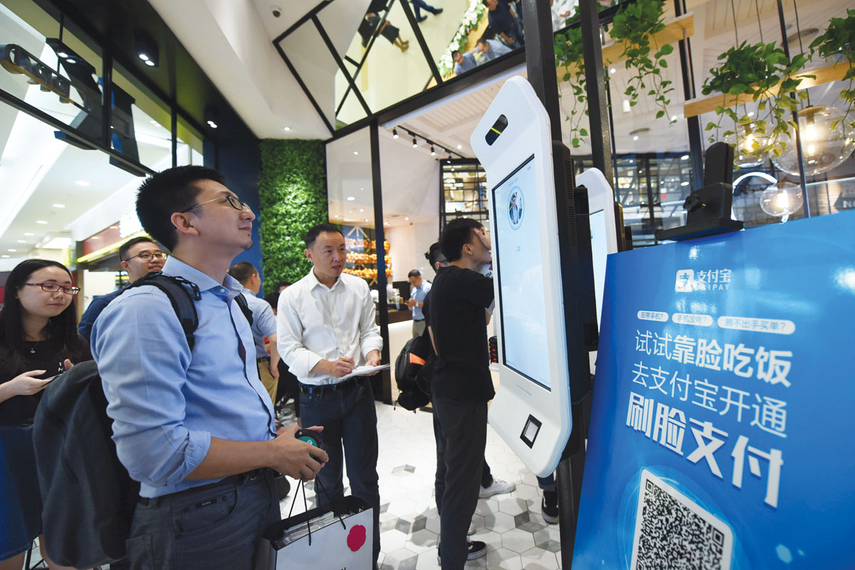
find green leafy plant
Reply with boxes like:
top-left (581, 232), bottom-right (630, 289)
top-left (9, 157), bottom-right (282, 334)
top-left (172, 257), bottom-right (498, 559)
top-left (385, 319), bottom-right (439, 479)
top-left (258, 139), bottom-right (328, 293)
top-left (555, 17), bottom-right (589, 148)
top-left (609, 0), bottom-right (675, 121)
top-left (810, 9), bottom-right (855, 135)
top-left (701, 41), bottom-right (813, 157)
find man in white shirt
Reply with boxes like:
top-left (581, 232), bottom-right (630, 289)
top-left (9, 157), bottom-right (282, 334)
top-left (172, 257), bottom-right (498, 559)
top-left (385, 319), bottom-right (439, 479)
top-left (277, 223), bottom-right (383, 563)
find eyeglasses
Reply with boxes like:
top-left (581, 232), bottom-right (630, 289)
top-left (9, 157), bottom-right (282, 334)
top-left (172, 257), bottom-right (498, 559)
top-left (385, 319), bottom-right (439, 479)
top-left (125, 251), bottom-right (168, 262)
top-left (24, 282), bottom-right (80, 295)
top-left (180, 194), bottom-right (250, 213)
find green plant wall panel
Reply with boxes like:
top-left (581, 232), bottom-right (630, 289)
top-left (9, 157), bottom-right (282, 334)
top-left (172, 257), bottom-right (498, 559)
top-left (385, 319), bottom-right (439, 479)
top-left (259, 139), bottom-right (328, 293)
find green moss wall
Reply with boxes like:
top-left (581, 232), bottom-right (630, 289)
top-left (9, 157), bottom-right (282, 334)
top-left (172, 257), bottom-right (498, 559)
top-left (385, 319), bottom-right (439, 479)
top-left (259, 139), bottom-right (328, 293)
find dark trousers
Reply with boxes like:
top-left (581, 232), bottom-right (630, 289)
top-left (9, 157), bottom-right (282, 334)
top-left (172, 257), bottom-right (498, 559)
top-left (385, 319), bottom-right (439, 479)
top-left (412, 0), bottom-right (439, 18)
top-left (433, 397), bottom-right (488, 570)
top-left (300, 378), bottom-right (381, 561)
top-left (124, 470), bottom-right (279, 570)
top-left (433, 415), bottom-right (493, 510)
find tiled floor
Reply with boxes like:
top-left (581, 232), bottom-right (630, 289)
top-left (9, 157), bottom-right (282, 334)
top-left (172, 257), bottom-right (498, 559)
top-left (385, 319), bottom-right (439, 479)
top-left (279, 401), bottom-right (564, 569)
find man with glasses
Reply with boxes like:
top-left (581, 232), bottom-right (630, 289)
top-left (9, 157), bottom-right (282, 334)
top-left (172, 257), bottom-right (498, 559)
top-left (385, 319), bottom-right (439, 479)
top-left (91, 166), bottom-right (327, 570)
top-left (78, 236), bottom-right (167, 340)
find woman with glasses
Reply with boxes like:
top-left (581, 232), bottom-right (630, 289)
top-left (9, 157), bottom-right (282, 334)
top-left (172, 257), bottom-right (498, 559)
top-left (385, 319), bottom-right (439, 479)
top-left (0, 259), bottom-right (89, 570)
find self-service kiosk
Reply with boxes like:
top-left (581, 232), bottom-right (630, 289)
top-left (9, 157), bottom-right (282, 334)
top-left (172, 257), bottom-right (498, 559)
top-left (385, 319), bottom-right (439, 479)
top-left (469, 76), bottom-right (615, 478)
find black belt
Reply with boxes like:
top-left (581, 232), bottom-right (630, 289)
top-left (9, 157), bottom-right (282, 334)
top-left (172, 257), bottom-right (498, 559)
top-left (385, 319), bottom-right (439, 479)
top-left (299, 375), bottom-right (365, 394)
top-left (257, 356), bottom-right (270, 362)
top-left (138, 468), bottom-right (271, 506)
top-left (413, 318), bottom-right (425, 322)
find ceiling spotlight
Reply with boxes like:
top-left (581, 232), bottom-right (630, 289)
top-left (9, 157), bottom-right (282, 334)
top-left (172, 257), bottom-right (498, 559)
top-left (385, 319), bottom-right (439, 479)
top-left (405, 217), bottom-right (410, 221)
top-left (347, 196), bottom-right (356, 201)
top-left (135, 30), bottom-right (159, 68)
top-left (629, 128), bottom-right (649, 142)
top-left (609, 67), bottom-right (616, 74)
top-left (430, 146), bottom-right (436, 156)
top-left (680, 154), bottom-right (689, 160)
top-left (283, 126), bottom-right (291, 131)
top-left (412, 137), bottom-right (418, 148)
top-left (8, 249), bottom-right (16, 253)
top-left (17, 240), bottom-right (26, 243)
top-left (633, 136), bottom-right (639, 141)
top-left (36, 220), bottom-right (48, 224)
top-left (205, 106), bottom-right (219, 130)
top-left (456, 144), bottom-right (462, 150)
top-left (354, 151), bottom-right (359, 155)
top-left (75, 180), bottom-right (90, 186)
top-left (681, 181), bottom-right (689, 186)
top-left (393, 128), bottom-right (399, 139)
top-left (53, 203), bottom-right (65, 208)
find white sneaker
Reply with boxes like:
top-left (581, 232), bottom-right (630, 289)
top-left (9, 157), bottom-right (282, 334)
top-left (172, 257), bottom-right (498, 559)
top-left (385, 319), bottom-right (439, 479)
top-left (468, 521), bottom-right (476, 535)
top-left (479, 478), bottom-right (516, 498)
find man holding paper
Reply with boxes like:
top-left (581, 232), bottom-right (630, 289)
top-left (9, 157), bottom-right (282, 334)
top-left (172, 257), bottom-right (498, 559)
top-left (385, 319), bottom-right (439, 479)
top-left (277, 223), bottom-right (383, 563)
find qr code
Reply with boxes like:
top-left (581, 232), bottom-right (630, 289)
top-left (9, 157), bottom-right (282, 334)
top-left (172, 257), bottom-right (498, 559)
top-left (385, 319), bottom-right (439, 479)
top-left (630, 470), bottom-right (733, 570)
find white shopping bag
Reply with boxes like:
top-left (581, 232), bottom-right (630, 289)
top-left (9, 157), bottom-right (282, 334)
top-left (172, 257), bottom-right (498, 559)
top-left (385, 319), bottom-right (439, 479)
top-left (255, 496), bottom-right (374, 570)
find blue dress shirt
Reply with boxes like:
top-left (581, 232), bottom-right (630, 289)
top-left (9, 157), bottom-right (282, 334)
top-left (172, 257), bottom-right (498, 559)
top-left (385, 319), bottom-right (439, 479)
top-left (240, 287), bottom-right (278, 360)
top-left (91, 256), bottom-right (276, 498)
top-left (410, 281), bottom-right (432, 320)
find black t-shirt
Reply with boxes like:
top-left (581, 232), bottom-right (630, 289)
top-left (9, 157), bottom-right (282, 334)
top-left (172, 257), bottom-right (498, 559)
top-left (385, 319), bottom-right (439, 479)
top-left (0, 338), bottom-right (69, 426)
top-left (428, 266), bottom-right (495, 402)
top-left (488, 1), bottom-right (516, 35)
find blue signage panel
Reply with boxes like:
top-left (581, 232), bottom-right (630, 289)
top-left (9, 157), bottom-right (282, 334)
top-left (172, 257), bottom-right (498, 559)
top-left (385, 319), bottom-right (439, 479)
top-left (573, 211), bottom-right (855, 569)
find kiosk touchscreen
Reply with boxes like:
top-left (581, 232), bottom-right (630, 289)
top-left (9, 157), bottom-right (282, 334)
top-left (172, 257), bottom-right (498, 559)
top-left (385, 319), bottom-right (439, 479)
top-left (576, 168), bottom-right (620, 374)
top-left (470, 77), bottom-right (571, 477)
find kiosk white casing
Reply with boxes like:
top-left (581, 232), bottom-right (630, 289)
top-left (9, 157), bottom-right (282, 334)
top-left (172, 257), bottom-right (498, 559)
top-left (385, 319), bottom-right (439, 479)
top-left (471, 77), bottom-right (571, 477)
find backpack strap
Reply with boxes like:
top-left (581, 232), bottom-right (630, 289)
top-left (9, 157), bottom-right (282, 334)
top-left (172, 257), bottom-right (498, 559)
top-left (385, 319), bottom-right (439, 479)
top-left (123, 272), bottom-right (200, 350)
top-left (235, 293), bottom-right (254, 327)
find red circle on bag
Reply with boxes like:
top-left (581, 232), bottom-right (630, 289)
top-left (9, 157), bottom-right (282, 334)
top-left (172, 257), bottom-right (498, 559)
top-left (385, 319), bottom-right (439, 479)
top-left (347, 524), bottom-right (367, 551)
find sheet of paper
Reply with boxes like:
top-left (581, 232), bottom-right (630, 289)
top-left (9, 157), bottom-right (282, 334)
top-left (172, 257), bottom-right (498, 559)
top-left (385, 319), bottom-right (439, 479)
top-left (340, 364), bottom-right (390, 380)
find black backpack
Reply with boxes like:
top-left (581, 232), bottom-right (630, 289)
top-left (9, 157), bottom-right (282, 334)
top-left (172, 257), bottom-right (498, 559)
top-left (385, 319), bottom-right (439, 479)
top-left (394, 333), bottom-right (434, 411)
top-left (33, 273), bottom-right (252, 567)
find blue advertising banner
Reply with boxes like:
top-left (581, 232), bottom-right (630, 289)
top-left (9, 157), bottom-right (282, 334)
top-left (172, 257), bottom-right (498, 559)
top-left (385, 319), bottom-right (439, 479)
top-left (573, 211), bottom-right (855, 569)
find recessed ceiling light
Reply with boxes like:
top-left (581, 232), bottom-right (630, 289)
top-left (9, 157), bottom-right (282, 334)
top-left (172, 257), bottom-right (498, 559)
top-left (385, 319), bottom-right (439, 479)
top-left (456, 145), bottom-right (462, 149)
top-left (609, 68), bottom-right (616, 74)
top-left (347, 196), bottom-right (356, 201)
top-left (144, 60), bottom-right (156, 67)
top-left (359, 208), bottom-right (364, 212)
top-left (681, 155), bottom-right (689, 160)
top-left (283, 126), bottom-right (291, 131)
top-left (1, 255), bottom-right (8, 258)
top-left (8, 249), bottom-right (16, 252)
top-left (57, 51), bottom-right (68, 58)
top-left (36, 220), bottom-right (48, 224)
top-left (17, 240), bottom-right (26, 243)
top-left (139, 53), bottom-right (149, 62)
top-left (353, 151), bottom-right (359, 155)
top-left (363, 219), bottom-right (369, 222)
top-left (681, 181), bottom-right (689, 186)
top-left (405, 217), bottom-right (409, 221)
top-left (53, 203), bottom-right (65, 209)
top-left (207, 120), bottom-right (218, 129)
top-left (76, 180), bottom-right (90, 186)
top-left (384, 222), bottom-right (389, 226)
top-left (24, 232), bottom-right (34, 236)
top-left (633, 136), bottom-right (639, 141)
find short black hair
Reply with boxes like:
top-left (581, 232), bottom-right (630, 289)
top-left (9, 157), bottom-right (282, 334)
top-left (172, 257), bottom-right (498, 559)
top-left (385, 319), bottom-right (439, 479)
top-left (273, 280), bottom-right (291, 292)
top-left (119, 236), bottom-right (159, 262)
top-left (408, 269), bottom-right (421, 279)
top-left (452, 50), bottom-right (461, 58)
top-left (425, 241), bottom-right (447, 272)
top-left (304, 223), bottom-right (343, 248)
top-left (263, 291), bottom-right (280, 311)
top-left (440, 218), bottom-right (483, 262)
top-left (136, 165), bottom-right (226, 250)
top-left (227, 261), bottom-right (258, 285)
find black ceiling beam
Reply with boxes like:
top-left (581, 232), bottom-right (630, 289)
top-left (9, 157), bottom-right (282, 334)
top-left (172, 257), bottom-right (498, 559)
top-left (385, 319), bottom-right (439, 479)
top-left (397, 0), bottom-right (443, 86)
top-left (311, 15), bottom-right (372, 117)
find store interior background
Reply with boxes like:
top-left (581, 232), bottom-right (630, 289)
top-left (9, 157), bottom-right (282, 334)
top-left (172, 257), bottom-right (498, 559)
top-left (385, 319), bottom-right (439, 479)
top-left (1, 0), bottom-right (853, 392)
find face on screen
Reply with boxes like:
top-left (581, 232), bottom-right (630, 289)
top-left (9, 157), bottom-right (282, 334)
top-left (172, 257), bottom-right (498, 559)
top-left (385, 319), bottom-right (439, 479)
top-left (492, 156), bottom-right (551, 390)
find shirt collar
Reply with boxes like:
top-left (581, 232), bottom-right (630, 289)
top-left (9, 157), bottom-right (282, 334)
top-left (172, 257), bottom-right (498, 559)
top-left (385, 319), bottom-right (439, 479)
top-left (307, 267), bottom-right (342, 291)
top-left (162, 256), bottom-right (243, 299)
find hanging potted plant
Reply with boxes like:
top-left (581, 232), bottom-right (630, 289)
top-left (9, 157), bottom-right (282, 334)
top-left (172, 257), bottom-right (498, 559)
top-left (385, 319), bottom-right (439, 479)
top-left (609, 0), bottom-right (676, 122)
top-left (701, 41), bottom-right (813, 159)
top-left (809, 9), bottom-right (855, 135)
top-left (555, 15), bottom-right (590, 148)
